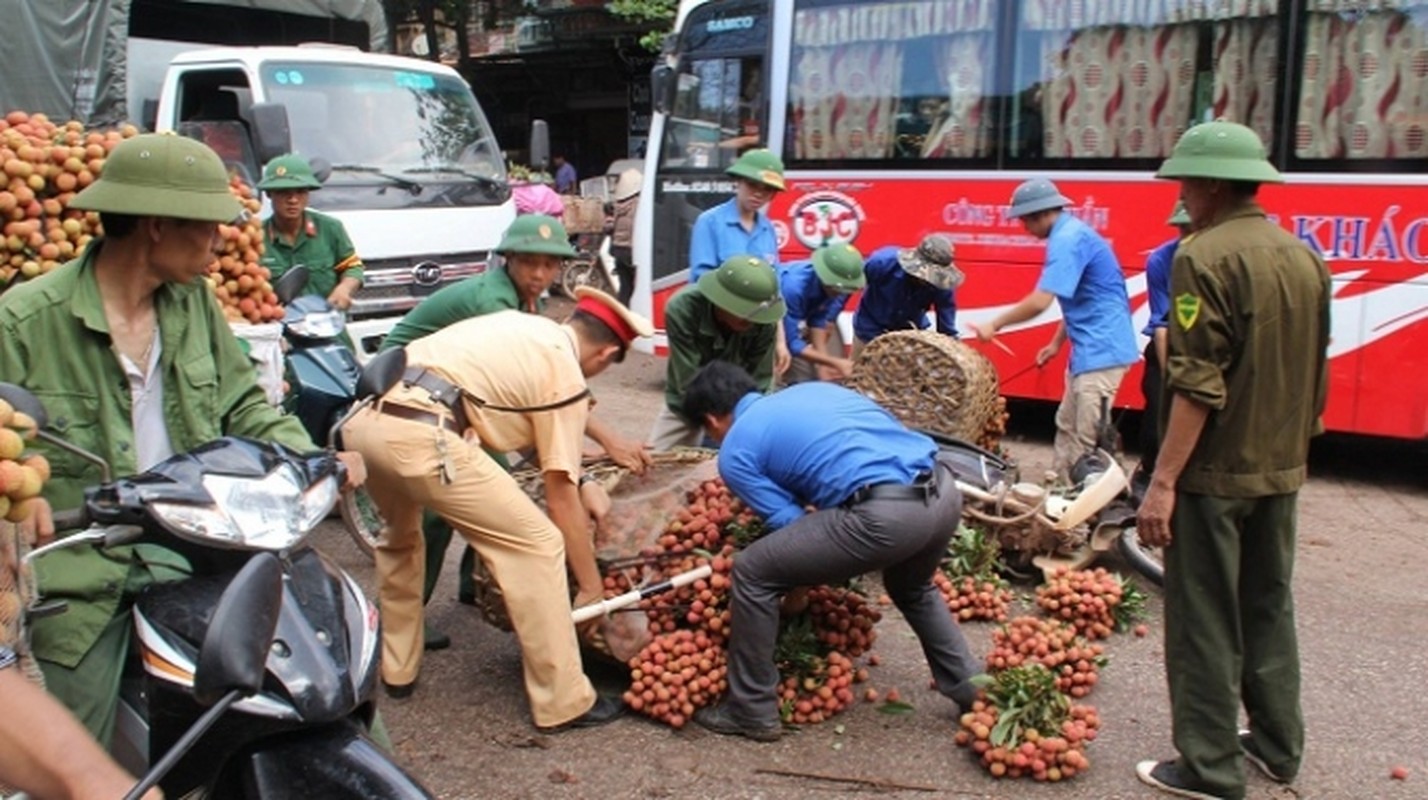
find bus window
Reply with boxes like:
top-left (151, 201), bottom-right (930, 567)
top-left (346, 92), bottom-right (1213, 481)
top-left (661, 56), bottom-right (763, 171)
top-left (1012, 2), bottom-right (1281, 162)
top-left (787, 0), bottom-right (1002, 163)
top-left (1294, 5), bottom-right (1428, 161)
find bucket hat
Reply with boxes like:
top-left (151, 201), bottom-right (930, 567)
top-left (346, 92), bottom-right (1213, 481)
top-left (613, 169), bottom-right (642, 202)
top-left (811, 243), bottom-right (866, 291)
top-left (697, 255), bottom-right (786, 324)
top-left (257, 154), bottom-right (323, 191)
top-left (725, 148), bottom-right (786, 192)
top-left (1007, 178), bottom-right (1073, 219)
top-left (1156, 120), bottom-right (1283, 184)
top-left (897, 235), bottom-right (963, 290)
top-left (69, 132), bottom-right (241, 223)
top-left (495, 214), bottom-right (578, 257)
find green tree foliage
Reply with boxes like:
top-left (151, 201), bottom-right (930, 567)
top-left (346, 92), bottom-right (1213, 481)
top-left (609, 0), bottom-right (677, 52)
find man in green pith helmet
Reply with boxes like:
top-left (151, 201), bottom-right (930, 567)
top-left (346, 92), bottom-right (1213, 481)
top-left (258, 153), bottom-right (364, 310)
top-left (1133, 120), bottom-right (1330, 800)
top-left (649, 255), bottom-right (785, 450)
top-left (381, 213), bottom-right (651, 651)
top-left (778, 242), bottom-right (865, 383)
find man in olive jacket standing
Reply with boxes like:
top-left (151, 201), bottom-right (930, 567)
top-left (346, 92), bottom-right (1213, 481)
top-left (1134, 121), bottom-right (1331, 800)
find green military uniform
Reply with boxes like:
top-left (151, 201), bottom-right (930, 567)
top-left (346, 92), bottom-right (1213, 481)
top-left (1159, 199), bottom-right (1330, 797)
top-left (260, 209), bottom-right (364, 299)
top-left (0, 242), bottom-right (315, 743)
top-left (661, 284), bottom-right (777, 413)
top-left (379, 268), bottom-right (539, 608)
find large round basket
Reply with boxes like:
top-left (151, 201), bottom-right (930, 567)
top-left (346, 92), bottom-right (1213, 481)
top-left (846, 330), bottom-right (1001, 444)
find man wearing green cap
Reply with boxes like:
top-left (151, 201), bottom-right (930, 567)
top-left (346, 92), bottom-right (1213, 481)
top-left (779, 243), bottom-right (865, 383)
top-left (1134, 121), bottom-right (1330, 800)
top-left (0, 133), bottom-right (365, 744)
top-left (649, 255), bottom-right (785, 450)
top-left (381, 214), bottom-right (651, 650)
top-left (258, 153), bottom-right (364, 310)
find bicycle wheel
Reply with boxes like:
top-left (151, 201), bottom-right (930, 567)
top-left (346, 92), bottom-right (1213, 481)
top-left (340, 484), bottom-right (384, 560)
top-left (1117, 527), bottom-right (1164, 587)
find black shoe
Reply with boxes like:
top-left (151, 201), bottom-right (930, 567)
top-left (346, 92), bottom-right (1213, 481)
top-left (1135, 760), bottom-right (1229, 800)
top-left (423, 623), bottom-right (451, 651)
top-left (537, 694), bottom-right (624, 733)
top-left (383, 679), bottom-right (417, 700)
top-left (693, 703), bottom-right (782, 742)
top-left (1239, 730), bottom-right (1293, 784)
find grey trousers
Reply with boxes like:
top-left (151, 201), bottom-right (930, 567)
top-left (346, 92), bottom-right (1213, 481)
top-left (723, 456), bottom-right (982, 726)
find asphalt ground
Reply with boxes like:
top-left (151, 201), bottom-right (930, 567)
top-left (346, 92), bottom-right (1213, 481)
top-left (312, 351), bottom-right (1428, 799)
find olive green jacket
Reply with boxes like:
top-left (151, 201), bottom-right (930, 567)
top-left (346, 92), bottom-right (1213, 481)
top-left (1164, 202), bottom-right (1331, 497)
top-left (380, 267), bottom-right (542, 351)
top-left (0, 241), bottom-right (314, 666)
top-left (662, 284), bottom-right (777, 415)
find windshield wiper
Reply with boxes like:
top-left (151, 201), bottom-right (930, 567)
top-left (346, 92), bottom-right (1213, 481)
top-left (403, 166), bottom-right (508, 194)
top-left (328, 164), bottom-right (423, 195)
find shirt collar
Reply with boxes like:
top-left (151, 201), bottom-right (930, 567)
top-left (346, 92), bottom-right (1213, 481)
top-left (732, 391), bottom-right (761, 420)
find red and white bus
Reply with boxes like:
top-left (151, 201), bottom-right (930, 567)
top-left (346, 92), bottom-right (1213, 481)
top-left (627, 0), bottom-right (1428, 439)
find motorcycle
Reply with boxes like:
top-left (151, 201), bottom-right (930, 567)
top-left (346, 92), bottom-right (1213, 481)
top-left (2, 382), bottom-right (434, 799)
top-left (931, 397), bottom-right (1164, 586)
top-left (272, 264), bottom-right (361, 446)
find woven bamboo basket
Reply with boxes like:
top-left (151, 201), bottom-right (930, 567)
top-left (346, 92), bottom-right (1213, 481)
top-left (469, 449), bottom-right (719, 659)
top-left (846, 330), bottom-right (1001, 444)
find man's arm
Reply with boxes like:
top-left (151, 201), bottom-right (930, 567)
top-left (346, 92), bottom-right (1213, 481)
top-left (585, 414), bottom-right (651, 474)
top-left (687, 214), bottom-right (720, 280)
top-left (0, 661), bottom-right (161, 800)
top-left (1136, 393), bottom-right (1210, 548)
top-left (969, 289), bottom-right (1056, 341)
top-left (1153, 327), bottom-right (1168, 372)
top-left (934, 289), bottom-right (958, 337)
top-left (545, 474), bottom-right (602, 606)
top-left (327, 274), bottom-right (362, 311)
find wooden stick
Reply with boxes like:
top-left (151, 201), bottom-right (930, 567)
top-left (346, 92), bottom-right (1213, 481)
top-left (753, 767), bottom-right (948, 793)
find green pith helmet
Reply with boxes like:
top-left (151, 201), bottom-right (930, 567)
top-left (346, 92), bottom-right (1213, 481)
top-left (69, 132), bottom-right (241, 222)
top-left (697, 255), bottom-right (786, 324)
top-left (811, 243), bottom-right (866, 291)
top-left (725, 148), bottom-right (786, 191)
top-left (1167, 200), bottom-right (1191, 226)
top-left (495, 214), bottom-right (578, 257)
top-left (1156, 120), bottom-right (1283, 184)
top-left (1007, 177), bottom-right (1072, 219)
top-left (257, 154), bottom-right (323, 191)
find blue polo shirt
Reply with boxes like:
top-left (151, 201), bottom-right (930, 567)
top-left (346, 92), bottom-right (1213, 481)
top-left (688, 197), bottom-right (780, 283)
top-left (779, 260), bottom-right (850, 357)
top-left (718, 384), bottom-right (936, 530)
top-left (1142, 237), bottom-right (1177, 336)
top-left (852, 245), bottom-right (957, 342)
top-left (1036, 214), bottom-right (1139, 375)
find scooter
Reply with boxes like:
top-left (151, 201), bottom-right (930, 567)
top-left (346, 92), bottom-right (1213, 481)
top-left (272, 264), bottom-right (361, 445)
top-left (2, 382), bottom-right (434, 799)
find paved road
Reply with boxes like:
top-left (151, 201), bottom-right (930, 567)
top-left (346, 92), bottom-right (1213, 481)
top-left (316, 352), bottom-right (1428, 799)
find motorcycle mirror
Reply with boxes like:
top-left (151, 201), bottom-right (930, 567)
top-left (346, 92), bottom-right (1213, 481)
top-left (308, 156), bottom-right (333, 185)
top-left (273, 265), bottom-right (311, 305)
top-left (0, 382), bottom-right (49, 428)
top-left (194, 552), bottom-right (283, 707)
top-left (355, 346), bottom-right (407, 401)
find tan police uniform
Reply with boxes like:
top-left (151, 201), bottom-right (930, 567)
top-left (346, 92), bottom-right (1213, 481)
top-left (341, 310), bottom-right (595, 727)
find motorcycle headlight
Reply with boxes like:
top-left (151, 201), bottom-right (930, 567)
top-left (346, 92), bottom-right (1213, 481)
top-left (148, 466), bottom-right (338, 550)
top-left (290, 310), bottom-right (346, 339)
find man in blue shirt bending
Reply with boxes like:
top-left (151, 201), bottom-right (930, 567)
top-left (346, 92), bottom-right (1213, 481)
top-left (681, 361), bottom-right (983, 742)
top-left (851, 235), bottom-right (962, 358)
top-left (779, 242), bottom-right (864, 383)
top-left (969, 178), bottom-right (1139, 480)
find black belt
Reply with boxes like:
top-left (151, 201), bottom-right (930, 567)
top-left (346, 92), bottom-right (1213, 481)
top-left (377, 402), bottom-right (463, 434)
top-left (845, 473), bottom-right (935, 506)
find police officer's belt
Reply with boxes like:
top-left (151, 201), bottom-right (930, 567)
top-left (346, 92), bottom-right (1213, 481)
top-left (378, 402), bottom-right (464, 434)
top-left (402, 366), bottom-right (591, 416)
top-left (843, 472), bottom-right (936, 507)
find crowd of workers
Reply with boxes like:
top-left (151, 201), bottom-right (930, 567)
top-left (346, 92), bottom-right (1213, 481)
top-left (0, 117), bottom-right (1327, 800)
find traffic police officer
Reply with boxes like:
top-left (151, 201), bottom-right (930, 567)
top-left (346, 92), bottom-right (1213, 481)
top-left (258, 153), bottom-right (364, 310)
top-left (1134, 121), bottom-right (1331, 800)
top-left (649, 255), bottom-right (786, 450)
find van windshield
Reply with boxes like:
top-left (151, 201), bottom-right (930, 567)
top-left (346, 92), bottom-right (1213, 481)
top-left (260, 62), bottom-right (506, 185)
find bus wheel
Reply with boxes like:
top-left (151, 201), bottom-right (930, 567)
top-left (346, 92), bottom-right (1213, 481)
top-left (1117, 527), bottom-right (1164, 587)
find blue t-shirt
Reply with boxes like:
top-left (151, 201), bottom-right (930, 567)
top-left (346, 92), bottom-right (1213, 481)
top-left (1036, 214), bottom-right (1139, 375)
top-left (718, 384), bottom-right (936, 530)
top-left (1142, 237), bottom-right (1177, 336)
top-left (852, 245), bottom-right (957, 342)
top-left (688, 197), bottom-right (780, 283)
top-left (779, 261), bottom-right (850, 356)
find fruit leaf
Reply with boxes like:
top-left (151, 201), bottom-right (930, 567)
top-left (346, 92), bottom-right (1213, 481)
top-left (877, 700), bottom-right (915, 715)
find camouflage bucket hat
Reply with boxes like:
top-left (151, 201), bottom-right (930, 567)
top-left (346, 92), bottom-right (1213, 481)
top-left (725, 148), bottom-right (786, 191)
top-left (1156, 120), bottom-right (1284, 184)
top-left (897, 235), bottom-right (963, 290)
top-left (69, 132), bottom-right (241, 223)
top-left (496, 214), bottom-right (578, 257)
top-left (697, 255), bottom-right (786, 324)
top-left (811, 243), bottom-right (866, 291)
top-left (257, 153), bottom-right (323, 191)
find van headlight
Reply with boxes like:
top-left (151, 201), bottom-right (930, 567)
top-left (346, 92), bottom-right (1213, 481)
top-left (148, 466), bottom-right (338, 550)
